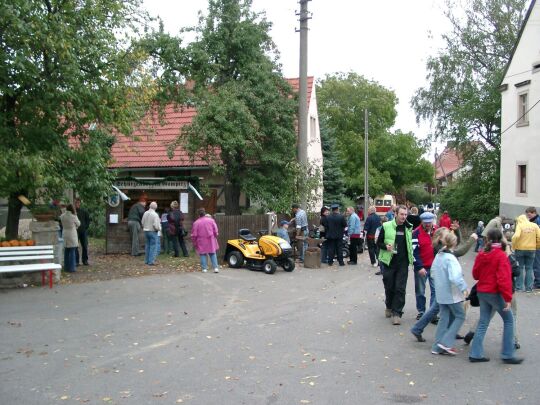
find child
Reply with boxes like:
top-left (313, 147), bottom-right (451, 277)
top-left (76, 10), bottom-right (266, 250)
top-left (276, 220), bottom-right (290, 243)
top-left (430, 232), bottom-right (468, 355)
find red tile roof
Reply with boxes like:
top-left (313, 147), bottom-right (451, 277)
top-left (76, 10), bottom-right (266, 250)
top-left (110, 77), bottom-right (314, 169)
top-left (434, 147), bottom-right (462, 180)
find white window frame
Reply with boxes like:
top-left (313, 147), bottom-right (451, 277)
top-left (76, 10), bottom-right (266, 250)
top-left (517, 91), bottom-right (529, 127)
top-left (516, 162), bottom-right (528, 196)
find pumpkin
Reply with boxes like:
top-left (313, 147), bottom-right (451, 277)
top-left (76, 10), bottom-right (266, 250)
top-left (18, 240), bottom-right (27, 246)
top-left (1, 241), bottom-right (10, 247)
top-left (9, 240), bottom-right (19, 247)
top-left (26, 240), bottom-right (35, 246)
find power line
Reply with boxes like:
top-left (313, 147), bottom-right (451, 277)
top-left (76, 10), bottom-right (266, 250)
top-left (500, 97), bottom-right (540, 136)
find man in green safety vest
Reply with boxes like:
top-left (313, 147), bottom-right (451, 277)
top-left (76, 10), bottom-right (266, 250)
top-left (377, 205), bottom-right (414, 325)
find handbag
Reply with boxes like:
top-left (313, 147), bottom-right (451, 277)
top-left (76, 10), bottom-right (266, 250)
top-left (468, 283), bottom-right (480, 307)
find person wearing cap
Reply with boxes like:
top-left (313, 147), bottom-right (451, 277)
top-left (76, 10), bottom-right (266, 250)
top-left (322, 204), bottom-right (347, 267)
top-left (127, 197), bottom-right (147, 256)
top-left (412, 211), bottom-right (438, 320)
top-left (276, 220), bottom-right (291, 243)
top-left (291, 203), bottom-right (308, 262)
top-left (377, 205), bottom-right (414, 325)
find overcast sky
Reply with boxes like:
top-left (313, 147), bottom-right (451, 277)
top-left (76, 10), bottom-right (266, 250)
top-left (143, 0), bottom-right (451, 154)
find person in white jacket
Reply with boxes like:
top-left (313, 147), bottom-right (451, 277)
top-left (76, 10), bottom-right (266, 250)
top-left (430, 232), bottom-right (469, 356)
top-left (141, 201), bottom-right (161, 266)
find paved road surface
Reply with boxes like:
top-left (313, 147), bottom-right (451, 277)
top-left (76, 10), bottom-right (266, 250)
top-left (1, 251), bottom-right (538, 404)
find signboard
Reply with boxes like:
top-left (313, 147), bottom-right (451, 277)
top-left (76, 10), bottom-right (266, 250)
top-left (114, 180), bottom-right (188, 190)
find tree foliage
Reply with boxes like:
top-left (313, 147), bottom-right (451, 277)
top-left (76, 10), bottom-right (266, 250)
top-left (317, 72), bottom-right (434, 199)
top-left (170, 0), bottom-right (300, 214)
top-left (0, 0), bottom-right (156, 238)
top-left (320, 119), bottom-right (346, 206)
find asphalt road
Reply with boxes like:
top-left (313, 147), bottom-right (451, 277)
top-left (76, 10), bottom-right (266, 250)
top-left (1, 250), bottom-right (539, 405)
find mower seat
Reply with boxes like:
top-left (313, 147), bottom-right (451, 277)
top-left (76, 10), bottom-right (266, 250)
top-left (239, 228), bottom-right (257, 242)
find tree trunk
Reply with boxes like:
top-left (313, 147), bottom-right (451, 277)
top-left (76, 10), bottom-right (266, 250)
top-left (224, 183), bottom-right (242, 215)
top-left (6, 193), bottom-right (23, 240)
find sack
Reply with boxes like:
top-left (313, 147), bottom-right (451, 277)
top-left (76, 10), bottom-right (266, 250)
top-left (468, 283), bottom-right (480, 307)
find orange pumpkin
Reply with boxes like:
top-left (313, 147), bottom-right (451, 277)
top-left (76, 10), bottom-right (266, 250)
top-left (1, 241), bottom-right (10, 247)
top-left (26, 240), bottom-right (35, 246)
top-left (9, 240), bottom-right (19, 247)
top-left (18, 240), bottom-right (27, 246)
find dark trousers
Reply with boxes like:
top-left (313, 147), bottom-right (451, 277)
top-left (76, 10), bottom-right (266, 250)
top-left (327, 238), bottom-right (344, 265)
top-left (382, 261), bottom-right (409, 316)
top-left (75, 229), bottom-right (88, 265)
top-left (367, 237), bottom-right (378, 265)
top-left (349, 237), bottom-right (360, 263)
top-left (172, 234), bottom-right (189, 257)
top-left (64, 247), bottom-right (77, 272)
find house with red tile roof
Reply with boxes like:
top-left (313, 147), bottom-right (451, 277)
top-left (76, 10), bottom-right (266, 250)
top-left (433, 144), bottom-right (463, 188)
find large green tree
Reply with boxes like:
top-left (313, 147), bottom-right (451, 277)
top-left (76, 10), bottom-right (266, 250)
top-left (411, 0), bottom-right (528, 219)
top-left (0, 0), bottom-right (156, 239)
top-left (166, 0), bottom-right (299, 214)
top-left (317, 72), bottom-right (433, 199)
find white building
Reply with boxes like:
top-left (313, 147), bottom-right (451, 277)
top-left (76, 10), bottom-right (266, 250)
top-left (500, 0), bottom-right (540, 218)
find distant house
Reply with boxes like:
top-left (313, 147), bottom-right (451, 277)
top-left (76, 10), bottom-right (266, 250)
top-left (433, 144), bottom-right (463, 190)
top-left (108, 77), bottom-right (323, 217)
top-left (500, 0), bottom-right (540, 218)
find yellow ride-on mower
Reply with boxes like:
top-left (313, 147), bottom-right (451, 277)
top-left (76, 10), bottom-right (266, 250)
top-left (224, 229), bottom-right (295, 274)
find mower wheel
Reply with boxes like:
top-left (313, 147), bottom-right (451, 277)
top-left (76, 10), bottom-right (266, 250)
top-left (226, 251), bottom-right (244, 268)
top-left (263, 259), bottom-right (277, 274)
top-left (342, 247), bottom-right (350, 259)
top-left (282, 258), bottom-right (295, 272)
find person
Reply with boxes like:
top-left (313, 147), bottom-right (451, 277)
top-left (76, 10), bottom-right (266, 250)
top-left (276, 220), bottom-right (290, 243)
top-left (469, 228), bottom-right (523, 364)
top-left (319, 206), bottom-right (330, 264)
top-left (377, 205), bottom-right (414, 325)
top-left (357, 205), bottom-right (364, 221)
top-left (161, 208), bottom-right (171, 254)
top-left (407, 206), bottom-right (421, 230)
top-left (74, 198), bottom-right (90, 266)
top-left (474, 221), bottom-right (484, 252)
top-left (525, 207), bottom-right (540, 288)
top-left (127, 198), bottom-right (146, 256)
top-left (168, 201), bottom-right (189, 258)
top-left (364, 206), bottom-right (381, 268)
top-left (346, 206), bottom-right (362, 265)
top-left (412, 211), bottom-right (438, 320)
top-left (291, 203), bottom-right (308, 263)
top-left (482, 215), bottom-right (503, 239)
top-left (512, 214), bottom-right (540, 292)
top-left (322, 204), bottom-right (347, 267)
top-left (410, 227), bottom-right (477, 342)
top-left (60, 204), bottom-right (81, 273)
top-left (430, 231), bottom-right (468, 355)
top-left (438, 210), bottom-right (452, 229)
top-left (191, 208), bottom-right (220, 273)
top-left (141, 201), bottom-right (161, 266)
top-left (385, 204), bottom-right (396, 221)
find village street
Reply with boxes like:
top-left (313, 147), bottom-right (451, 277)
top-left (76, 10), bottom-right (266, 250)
top-left (1, 250), bottom-right (539, 405)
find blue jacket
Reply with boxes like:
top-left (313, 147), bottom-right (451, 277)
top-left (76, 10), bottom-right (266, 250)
top-left (364, 213), bottom-right (381, 236)
top-left (347, 212), bottom-right (361, 236)
top-left (431, 250), bottom-right (468, 304)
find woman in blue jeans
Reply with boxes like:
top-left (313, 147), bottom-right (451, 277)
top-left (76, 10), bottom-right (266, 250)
top-left (430, 232), bottom-right (468, 355)
top-left (469, 229), bottom-right (523, 364)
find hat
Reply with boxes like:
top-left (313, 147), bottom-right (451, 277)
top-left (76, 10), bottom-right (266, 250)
top-left (280, 220), bottom-right (289, 226)
top-left (420, 212), bottom-right (435, 223)
top-left (330, 203), bottom-right (339, 210)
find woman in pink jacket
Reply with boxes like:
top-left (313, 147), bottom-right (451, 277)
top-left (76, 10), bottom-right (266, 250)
top-left (191, 208), bottom-right (220, 273)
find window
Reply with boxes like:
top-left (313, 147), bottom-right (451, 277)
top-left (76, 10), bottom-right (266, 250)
top-left (518, 164), bottom-right (527, 194)
top-left (310, 116), bottom-right (317, 141)
top-left (517, 92), bottom-right (529, 126)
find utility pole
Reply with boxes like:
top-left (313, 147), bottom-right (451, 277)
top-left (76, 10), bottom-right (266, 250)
top-left (297, 0), bottom-right (310, 209)
top-left (364, 109), bottom-right (369, 216)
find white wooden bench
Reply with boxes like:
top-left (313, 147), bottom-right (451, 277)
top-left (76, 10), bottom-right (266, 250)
top-left (0, 245), bottom-right (61, 288)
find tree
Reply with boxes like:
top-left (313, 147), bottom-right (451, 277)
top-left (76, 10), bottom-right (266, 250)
top-left (170, 0), bottom-right (298, 214)
top-left (320, 119), bottom-right (346, 206)
top-left (411, 0), bottom-right (527, 219)
top-left (317, 73), bottom-right (433, 199)
top-left (0, 0), bottom-right (156, 239)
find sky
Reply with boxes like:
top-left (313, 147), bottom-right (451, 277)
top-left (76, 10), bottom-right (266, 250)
top-left (143, 0), bottom-right (451, 154)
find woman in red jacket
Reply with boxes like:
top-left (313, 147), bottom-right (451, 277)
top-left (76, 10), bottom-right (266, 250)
top-left (468, 229), bottom-right (523, 364)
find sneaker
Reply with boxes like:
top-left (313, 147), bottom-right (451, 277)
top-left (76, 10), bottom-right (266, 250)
top-left (214, 268), bottom-right (219, 273)
top-left (392, 315), bottom-right (401, 325)
top-left (469, 357), bottom-right (490, 363)
top-left (372, 263), bottom-right (378, 268)
top-left (502, 357), bottom-right (524, 365)
top-left (202, 269), bottom-right (208, 273)
top-left (385, 309), bottom-right (392, 318)
top-left (375, 271), bottom-right (382, 276)
top-left (437, 343), bottom-right (457, 355)
top-left (416, 312), bottom-right (424, 320)
top-left (463, 332), bottom-right (474, 345)
top-left (431, 349), bottom-right (442, 355)
top-left (411, 330), bottom-right (426, 342)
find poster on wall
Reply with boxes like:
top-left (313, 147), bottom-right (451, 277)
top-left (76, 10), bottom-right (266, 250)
top-left (180, 192), bottom-right (189, 213)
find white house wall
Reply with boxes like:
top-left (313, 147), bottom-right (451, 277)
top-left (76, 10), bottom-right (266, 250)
top-left (307, 85), bottom-right (324, 210)
top-left (500, 1), bottom-right (540, 218)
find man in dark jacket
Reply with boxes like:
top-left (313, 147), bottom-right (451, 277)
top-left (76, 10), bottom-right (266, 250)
top-left (128, 198), bottom-right (146, 256)
top-left (322, 204), bottom-right (347, 267)
top-left (75, 198), bottom-right (91, 266)
top-left (364, 206), bottom-right (381, 267)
